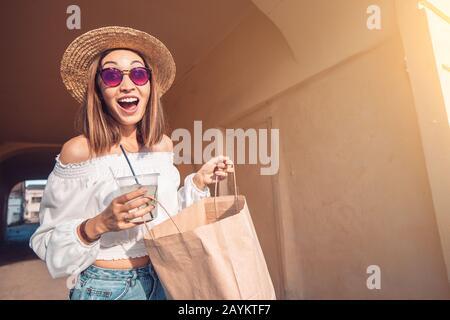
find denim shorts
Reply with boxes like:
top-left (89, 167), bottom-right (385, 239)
top-left (69, 264), bottom-right (167, 300)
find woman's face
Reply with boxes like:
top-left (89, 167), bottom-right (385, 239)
top-left (97, 49), bottom-right (151, 127)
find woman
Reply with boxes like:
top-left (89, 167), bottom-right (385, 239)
top-left (30, 26), bottom-right (233, 300)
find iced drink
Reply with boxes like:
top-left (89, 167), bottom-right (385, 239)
top-left (115, 173), bottom-right (159, 223)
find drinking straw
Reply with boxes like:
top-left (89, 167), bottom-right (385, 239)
top-left (119, 144), bottom-right (140, 185)
top-left (119, 144), bottom-right (156, 220)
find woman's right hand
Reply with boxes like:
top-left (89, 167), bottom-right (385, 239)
top-left (81, 187), bottom-right (155, 242)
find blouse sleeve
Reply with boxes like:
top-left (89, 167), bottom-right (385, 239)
top-left (177, 173), bottom-right (211, 210)
top-left (29, 160), bottom-right (100, 279)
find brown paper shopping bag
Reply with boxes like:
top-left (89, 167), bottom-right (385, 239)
top-left (143, 168), bottom-right (276, 300)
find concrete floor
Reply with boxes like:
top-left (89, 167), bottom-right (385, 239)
top-left (0, 225), bottom-right (67, 300)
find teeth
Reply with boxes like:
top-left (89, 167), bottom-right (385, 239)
top-left (118, 97), bottom-right (138, 103)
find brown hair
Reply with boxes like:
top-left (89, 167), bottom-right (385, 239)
top-left (75, 48), bottom-right (167, 157)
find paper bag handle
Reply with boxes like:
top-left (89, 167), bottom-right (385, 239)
top-left (143, 198), bottom-right (181, 240)
top-left (213, 162), bottom-right (239, 218)
top-left (144, 162), bottom-right (239, 238)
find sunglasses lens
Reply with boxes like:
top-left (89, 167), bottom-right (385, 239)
top-left (130, 68), bottom-right (150, 86)
top-left (101, 69), bottom-right (122, 87)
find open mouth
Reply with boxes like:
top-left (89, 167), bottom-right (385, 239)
top-left (117, 97), bottom-right (139, 113)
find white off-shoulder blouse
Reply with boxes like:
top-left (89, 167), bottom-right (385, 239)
top-left (29, 151), bottom-right (210, 279)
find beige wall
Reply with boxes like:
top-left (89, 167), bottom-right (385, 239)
top-left (165, 0), bottom-right (450, 299)
top-left (396, 0), bottom-right (450, 285)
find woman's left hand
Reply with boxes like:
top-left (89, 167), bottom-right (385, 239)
top-left (193, 155), bottom-right (234, 190)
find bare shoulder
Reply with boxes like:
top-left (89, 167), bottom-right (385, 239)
top-left (150, 134), bottom-right (173, 152)
top-left (59, 135), bottom-right (91, 165)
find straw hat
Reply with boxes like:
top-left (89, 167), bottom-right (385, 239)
top-left (60, 26), bottom-right (176, 103)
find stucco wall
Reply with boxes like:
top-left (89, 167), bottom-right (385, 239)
top-left (164, 1), bottom-right (450, 299)
top-left (396, 0), bottom-right (450, 287)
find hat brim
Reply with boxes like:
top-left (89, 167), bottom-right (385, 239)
top-left (60, 26), bottom-right (176, 104)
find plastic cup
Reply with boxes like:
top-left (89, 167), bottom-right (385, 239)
top-left (114, 173), bottom-right (159, 223)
